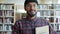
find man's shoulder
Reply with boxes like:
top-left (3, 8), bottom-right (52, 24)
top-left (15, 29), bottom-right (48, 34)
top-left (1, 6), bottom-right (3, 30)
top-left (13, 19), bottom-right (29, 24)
top-left (15, 18), bottom-right (26, 23)
top-left (36, 17), bottom-right (47, 21)
top-left (36, 17), bottom-right (49, 24)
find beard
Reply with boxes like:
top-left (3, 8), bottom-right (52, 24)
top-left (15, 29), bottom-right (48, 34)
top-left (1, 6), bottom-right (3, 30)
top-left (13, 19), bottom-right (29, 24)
top-left (27, 11), bottom-right (37, 17)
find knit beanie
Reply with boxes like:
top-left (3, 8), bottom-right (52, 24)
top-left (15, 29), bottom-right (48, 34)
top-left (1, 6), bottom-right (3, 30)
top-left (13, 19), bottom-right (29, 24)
top-left (24, 0), bottom-right (38, 7)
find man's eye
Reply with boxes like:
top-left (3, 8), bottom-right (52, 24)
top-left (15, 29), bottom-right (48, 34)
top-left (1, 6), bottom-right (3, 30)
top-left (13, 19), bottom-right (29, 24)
top-left (33, 5), bottom-right (37, 7)
top-left (26, 5), bottom-right (30, 7)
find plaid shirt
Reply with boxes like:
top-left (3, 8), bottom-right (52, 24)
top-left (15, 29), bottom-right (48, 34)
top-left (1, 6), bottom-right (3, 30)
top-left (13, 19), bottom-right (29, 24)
top-left (12, 17), bottom-right (57, 34)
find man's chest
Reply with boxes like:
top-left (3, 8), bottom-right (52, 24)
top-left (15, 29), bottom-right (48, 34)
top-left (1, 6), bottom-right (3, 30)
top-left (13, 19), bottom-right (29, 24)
top-left (21, 21), bottom-right (47, 29)
top-left (20, 20), bottom-right (48, 34)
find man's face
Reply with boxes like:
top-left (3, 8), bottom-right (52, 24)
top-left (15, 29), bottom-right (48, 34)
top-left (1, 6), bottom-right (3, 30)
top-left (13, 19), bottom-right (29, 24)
top-left (25, 2), bottom-right (38, 17)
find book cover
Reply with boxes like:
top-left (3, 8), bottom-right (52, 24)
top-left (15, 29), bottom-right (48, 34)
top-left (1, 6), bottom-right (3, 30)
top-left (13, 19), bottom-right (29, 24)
top-left (36, 25), bottom-right (49, 34)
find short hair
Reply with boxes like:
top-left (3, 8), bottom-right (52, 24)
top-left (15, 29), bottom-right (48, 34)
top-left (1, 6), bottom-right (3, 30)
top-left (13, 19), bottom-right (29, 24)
top-left (24, 0), bottom-right (38, 7)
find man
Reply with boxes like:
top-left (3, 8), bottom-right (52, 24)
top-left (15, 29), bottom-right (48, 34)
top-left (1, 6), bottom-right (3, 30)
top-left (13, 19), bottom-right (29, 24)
top-left (12, 0), bottom-right (56, 34)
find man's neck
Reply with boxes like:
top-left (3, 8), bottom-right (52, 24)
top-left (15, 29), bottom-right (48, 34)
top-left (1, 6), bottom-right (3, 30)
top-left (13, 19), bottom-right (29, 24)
top-left (27, 15), bottom-right (36, 20)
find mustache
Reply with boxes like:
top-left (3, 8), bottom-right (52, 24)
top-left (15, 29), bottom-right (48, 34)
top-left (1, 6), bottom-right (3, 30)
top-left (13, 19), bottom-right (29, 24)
top-left (30, 10), bottom-right (36, 11)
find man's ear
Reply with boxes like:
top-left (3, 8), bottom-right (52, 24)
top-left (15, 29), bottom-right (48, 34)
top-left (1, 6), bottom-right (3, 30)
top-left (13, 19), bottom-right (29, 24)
top-left (24, 7), bottom-right (26, 11)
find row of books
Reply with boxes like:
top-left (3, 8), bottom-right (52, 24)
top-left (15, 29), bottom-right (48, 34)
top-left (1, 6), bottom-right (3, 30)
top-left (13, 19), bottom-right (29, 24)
top-left (37, 11), bottom-right (53, 16)
top-left (0, 32), bottom-right (11, 34)
top-left (4, 32), bottom-right (11, 34)
top-left (3, 18), bottom-right (14, 23)
top-left (0, 10), bottom-right (14, 16)
top-left (55, 24), bottom-right (60, 30)
top-left (0, 18), bottom-right (14, 23)
top-left (4, 10), bottom-right (14, 16)
top-left (0, 5), bottom-right (14, 10)
top-left (40, 17), bottom-right (60, 23)
top-left (37, 10), bottom-right (60, 16)
top-left (0, 24), bottom-right (12, 31)
top-left (51, 24), bottom-right (60, 30)
top-left (38, 4), bottom-right (60, 9)
top-left (4, 25), bottom-right (12, 31)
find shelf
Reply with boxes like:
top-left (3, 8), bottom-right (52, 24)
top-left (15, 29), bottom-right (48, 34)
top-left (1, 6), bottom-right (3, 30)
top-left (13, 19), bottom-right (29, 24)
top-left (55, 23), bottom-right (60, 24)
top-left (55, 16), bottom-right (60, 17)
top-left (0, 30), bottom-right (4, 32)
top-left (50, 23), bottom-right (54, 24)
top-left (0, 16), bottom-right (3, 18)
top-left (0, 3), bottom-right (15, 34)
top-left (38, 9), bottom-right (60, 10)
top-left (0, 30), bottom-right (12, 32)
top-left (0, 9), bottom-right (14, 10)
top-left (5, 16), bottom-right (14, 18)
top-left (40, 16), bottom-right (54, 17)
top-left (55, 9), bottom-right (60, 10)
top-left (0, 16), bottom-right (14, 18)
top-left (37, 9), bottom-right (54, 10)
top-left (4, 23), bottom-right (14, 25)
top-left (0, 23), bottom-right (3, 24)
top-left (4, 30), bottom-right (12, 32)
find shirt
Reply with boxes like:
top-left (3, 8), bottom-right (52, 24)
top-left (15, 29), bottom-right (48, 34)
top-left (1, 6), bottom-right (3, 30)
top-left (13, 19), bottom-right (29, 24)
top-left (12, 17), bottom-right (57, 34)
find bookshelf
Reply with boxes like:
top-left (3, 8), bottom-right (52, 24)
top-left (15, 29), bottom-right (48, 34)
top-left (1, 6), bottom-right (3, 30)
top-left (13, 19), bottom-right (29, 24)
top-left (36, 4), bottom-right (60, 33)
top-left (0, 3), bottom-right (15, 34)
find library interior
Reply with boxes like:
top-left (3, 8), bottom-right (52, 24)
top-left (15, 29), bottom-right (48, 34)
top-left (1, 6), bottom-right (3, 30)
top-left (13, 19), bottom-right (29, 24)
top-left (0, 0), bottom-right (60, 34)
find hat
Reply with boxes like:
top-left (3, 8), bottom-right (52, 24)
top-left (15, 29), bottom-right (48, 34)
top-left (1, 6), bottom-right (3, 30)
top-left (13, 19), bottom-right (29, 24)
top-left (24, 0), bottom-right (38, 7)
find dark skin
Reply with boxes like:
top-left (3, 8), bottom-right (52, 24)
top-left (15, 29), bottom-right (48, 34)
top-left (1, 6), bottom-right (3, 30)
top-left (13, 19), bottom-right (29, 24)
top-left (24, 2), bottom-right (38, 20)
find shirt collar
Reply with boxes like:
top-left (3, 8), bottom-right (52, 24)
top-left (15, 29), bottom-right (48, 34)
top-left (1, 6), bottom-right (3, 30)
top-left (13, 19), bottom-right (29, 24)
top-left (26, 16), bottom-right (38, 21)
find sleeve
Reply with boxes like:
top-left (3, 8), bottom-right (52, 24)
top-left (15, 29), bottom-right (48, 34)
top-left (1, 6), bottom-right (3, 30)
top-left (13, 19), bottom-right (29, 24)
top-left (12, 21), bottom-right (20, 34)
top-left (47, 21), bottom-right (57, 34)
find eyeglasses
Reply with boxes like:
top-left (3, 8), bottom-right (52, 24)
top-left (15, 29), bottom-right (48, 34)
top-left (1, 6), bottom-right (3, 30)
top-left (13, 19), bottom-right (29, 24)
top-left (26, 4), bottom-right (37, 8)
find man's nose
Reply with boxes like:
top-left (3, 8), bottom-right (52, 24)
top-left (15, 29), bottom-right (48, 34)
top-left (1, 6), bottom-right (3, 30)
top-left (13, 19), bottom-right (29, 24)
top-left (31, 6), bottom-right (34, 10)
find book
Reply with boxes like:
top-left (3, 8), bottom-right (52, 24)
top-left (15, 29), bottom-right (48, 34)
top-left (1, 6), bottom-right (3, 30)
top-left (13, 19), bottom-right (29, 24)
top-left (0, 25), bottom-right (2, 30)
top-left (9, 25), bottom-right (12, 31)
top-left (58, 18), bottom-right (60, 23)
top-left (56, 10), bottom-right (60, 16)
top-left (12, 11), bottom-right (14, 16)
top-left (4, 32), bottom-right (11, 34)
top-left (6, 25), bottom-right (9, 30)
top-left (59, 25), bottom-right (60, 30)
top-left (4, 25), bottom-right (9, 31)
top-left (50, 11), bottom-right (54, 16)
top-left (56, 18), bottom-right (58, 22)
top-left (42, 5), bottom-right (48, 9)
top-left (40, 5), bottom-right (43, 9)
top-left (48, 4), bottom-right (54, 9)
top-left (49, 17), bottom-right (54, 23)
top-left (0, 10), bottom-right (2, 16)
top-left (10, 18), bottom-right (14, 23)
top-left (4, 32), bottom-right (8, 34)
top-left (12, 5), bottom-right (14, 9)
top-left (0, 5), bottom-right (1, 9)
top-left (2, 5), bottom-right (5, 10)
top-left (0, 18), bottom-right (3, 23)
top-left (36, 25), bottom-right (49, 34)
top-left (44, 11), bottom-right (50, 16)
top-left (0, 32), bottom-right (2, 34)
